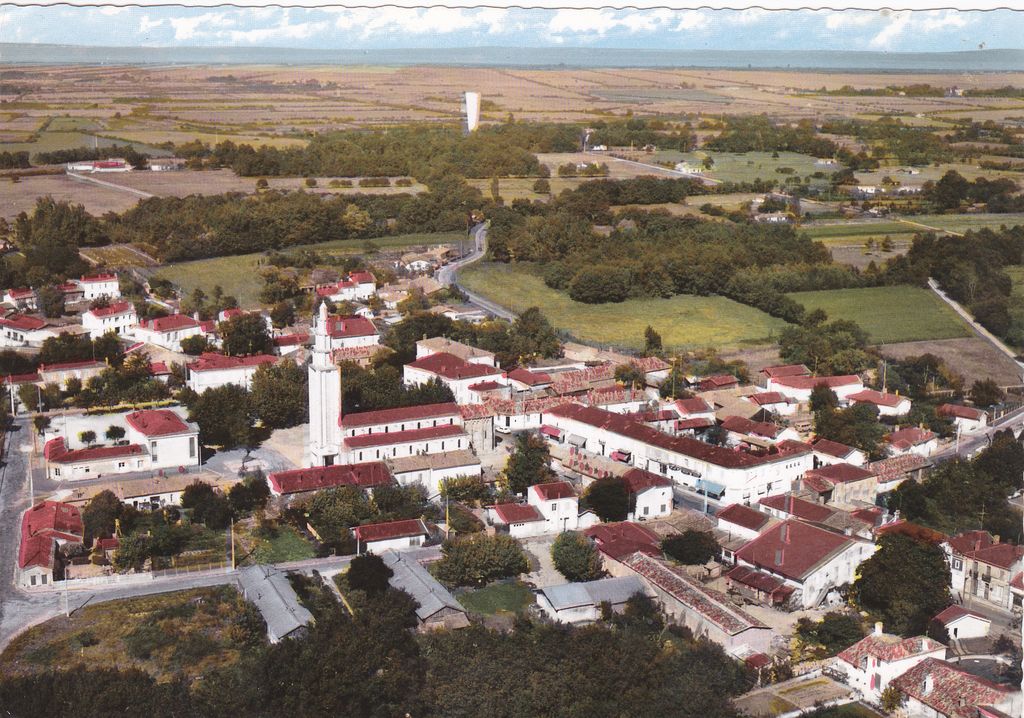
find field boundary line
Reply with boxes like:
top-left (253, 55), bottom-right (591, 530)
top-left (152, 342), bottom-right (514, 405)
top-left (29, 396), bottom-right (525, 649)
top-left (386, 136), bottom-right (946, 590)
top-left (895, 217), bottom-right (964, 237)
top-left (66, 171), bottom-right (154, 199)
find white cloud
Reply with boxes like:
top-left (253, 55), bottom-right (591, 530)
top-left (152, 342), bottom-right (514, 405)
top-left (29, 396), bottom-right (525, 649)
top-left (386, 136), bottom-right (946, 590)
top-left (868, 12), bottom-right (911, 49)
top-left (169, 12), bottom-right (232, 42)
top-left (824, 11), bottom-right (878, 30)
top-left (328, 7), bottom-right (507, 39)
top-left (546, 8), bottom-right (692, 38)
top-left (673, 11), bottom-right (710, 31)
top-left (919, 10), bottom-right (967, 32)
top-left (138, 15), bottom-right (163, 34)
top-left (729, 8), bottom-right (769, 25)
top-left (98, 6), bottom-right (126, 16)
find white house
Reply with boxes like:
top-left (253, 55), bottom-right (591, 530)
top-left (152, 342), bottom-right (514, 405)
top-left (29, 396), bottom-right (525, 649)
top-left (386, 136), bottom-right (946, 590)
top-left (848, 389), bottom-right (912, 417)
top-left (3, 287), bottom-right (37, 310)
top-left (716, 503), bottom-right (774, 542)
top-left (937, 404), bottom-right (988, 434)
top-left (933, 605), bottom-right (991, 641)
top-left (542, 403), bottom-right (813, 505)
top-left (17, 501), bottom-right (84, 589)
top-left (386, 449), bottom-right (482, 500)
top-left (324, 314), bottom-right (379, 350)
top-left (186, 352), bottom-right (279, 393)
top-left (720, 416), bottom-right (801, 447)
top-left (132, 314), bottom-right (204, 351)
top-left (621, 468), bottom-right (673, 522)
top-left (735, 519), bottom-right (874, 609)
top-left (745, 392), bottom-right (796, 416)
top-left (403, 351), bottom-right (504, 404)
top-left (885, 427), bottom-right (938, 458)
top-left (536, 575), bottom-right (650, 624)
top-left (82, 301), bottom-right (137, 339)
top-left (43, 408), bottom-right (200, 481)
top-left (487, 502), bottom-right (547, 538)
top-left (76, 273), bottom-right (121, 300)
top-left (342, 424), bottom-right (469, 464)
top-left (0, 314), bottom-right (57, 348)
top-left (340, 402), bottom-right (462, 438)
top-left (812, 439), bottom-right (867, 468)
top-left (315, 271), bottom-right (377, 302)
top-left (835, 624), bottom-right (946, 703)
top-left (527, 481), bottom-right (593, 534)
top-left (892, 658), bottom-right (1021, 718)
top-left (39, 360), bottom-right (105, 390)
top-left (763, 375), bottom-right (864, 404)
top-left (354, 518), bottom-right (430, 553)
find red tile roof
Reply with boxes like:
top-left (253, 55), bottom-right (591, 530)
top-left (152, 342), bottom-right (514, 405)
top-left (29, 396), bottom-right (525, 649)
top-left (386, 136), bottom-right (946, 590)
top-left (759, 494), bottom-right (834, 523)
top-left (721, 415), bottom-right (783, 439)
top-left (546, 403), bottom-right (810, 470)
top-left (125, 409), bottom-right (191, 437)
top-left (675, 398), bottom-right (714, 415)
top-left (274, 333), bottom-right (309, 347)
top-left (0, 314), bottom-right (47, 331)
top-left (837, 633), bottom-right (944, 667)
top-left (964, 542), bottom-right (1024, 571)
top-left (87, 301), bottom-right (133, 318)
top-left (676, 417), bottom-right (714, 430)
top-left (531, 481), bottom-right (576, 501)
top-left (772, 374), bottom-right (861, 390)
top-left (40, 360), bottom-right (104, 373)
top-left (813, 438), bottom-right (858, 459)
top-left (804, 462), bottom-right (876, 485)
top-left (934, 605), bottom-right (990, 626)
top-left (938, 404), bottom-right (986, 421)
top-left (407, 351), bottom-right (502, 381)
top-left (946, 530), bottom-right (994, 556)
top-left (141, 314), bottom-right (200, 333)
top-left (468, 380), bottom-right (503, 391)
top-left (149, 361), bottom-right (169, 376)
top-left (699, 374), bottom-right (739, 390)
top-left (876, 520), bottom-right (948, 545)
top-left (887, 427), bottom-right (936, 450)
top-left (18, 501), bottom-right (84, 569)
top-left (761, 364), bottom-right (810, 379)
top-left (340, 402), bottom-right (460, 429)
top-left (506, 367), bottom-right (552, 386)
top-left (584, 522), bottom-right (661, 560)
top-left (490, 503), bottom-right (544, 524)
top-left (737, 519), bottom-right (857, 582)
top-left (268, 461), bottom-right (392, 495)
top-left (717, 503), bottom-right (772, 533)
top-left (892, 658), bottom-right (1014, 718)
top-left (342, 423), bottom-right (465, 450)
top-left (748, 392), bottom-right (788, 406)
top-left (48, 442), bottom-right (145, 464)
top-left (326, 314), bottom-right (378, 339)
top-left (187, 352), bottom-right (277, 372)
top-left (3, 372), bottom-right (40, 385)
top-left (849, 389), bottom-right (908, 408)
top-left (621, 468), bottom-right (671, 494)
top-left (80, 273), bottom-right (117, 283)
top-left (5, 287), bottom-right (34, 299)
top-left (349, 270), bottom-right (376, 285)
top-left (726, 564), bottom-right (795, 600)
top-left (868, 454), bottom-right (930, 484)
top-left (353, 518), bottom-right (429, 543)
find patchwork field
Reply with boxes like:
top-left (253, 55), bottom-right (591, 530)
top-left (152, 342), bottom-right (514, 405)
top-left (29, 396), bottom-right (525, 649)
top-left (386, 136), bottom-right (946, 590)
top-left (880, 337), bottom-right (1024, 387)
top-left (459, 262), bottom-right (789, 350)
top-left (155, 230), bottom-right (465, 307)
top-left (787, 285), bottom-right (972, 344)
top-left (0, 587), bottom-right (261, 682)
top-left (3, 173), bottom-right (142, 220)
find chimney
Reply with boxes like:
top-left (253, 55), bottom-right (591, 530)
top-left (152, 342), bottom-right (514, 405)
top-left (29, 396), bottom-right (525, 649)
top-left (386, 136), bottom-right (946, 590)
top-left (874, 621), bottom-right (883, 636)
top-left (781, 523), bottom-right (791, 544)
top-left (923, 672), bottom-right (934, 695)
top-left (975, 540), bottom-right (982, 551)
top-left (774, 549), bottom-right (784, 566)
top-left (993, 534), bottom-right (1000, 544)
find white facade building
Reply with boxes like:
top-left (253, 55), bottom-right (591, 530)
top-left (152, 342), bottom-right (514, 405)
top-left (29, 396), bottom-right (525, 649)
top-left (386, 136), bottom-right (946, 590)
top-left (77, 274), bottom-right (121, 300)
top-left (315, 271), bottom-right (376, 303)
top-left (186, 352), bottom-right (279, 393)
top-left (403, 351), bottom-right (504, 404)
top-left (132, 314), bottom-right (204, 352)
top-left (836, 625), bottom-right (946, 704)
top-left (0, 314), bottom-right (56, 348)
top-left (848, 389), bottom-right (912, 417)
top-left (82, 301), bottom-right (137, 339)
top-left (763, 375), bottom-right (864, 404)
top-left (354, 518), bottom-right (430, 554)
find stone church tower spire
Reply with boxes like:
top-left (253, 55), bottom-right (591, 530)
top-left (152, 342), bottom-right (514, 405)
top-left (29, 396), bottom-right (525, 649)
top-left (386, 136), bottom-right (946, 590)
top-left (308, 302), bottom-right (342, 467)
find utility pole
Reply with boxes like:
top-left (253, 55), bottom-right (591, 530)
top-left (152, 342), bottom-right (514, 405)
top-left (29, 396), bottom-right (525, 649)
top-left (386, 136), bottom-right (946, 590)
top-left (230, 518), bottom-right (235, 570)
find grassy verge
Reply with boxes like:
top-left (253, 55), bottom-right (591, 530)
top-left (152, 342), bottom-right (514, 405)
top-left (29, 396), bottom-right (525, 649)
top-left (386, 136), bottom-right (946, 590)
top-left (239, 523), bottom-right (315, 565)
top-left (154, 230), bottom-right (466, 307)
top-left (457, 581), bottom-right (535, 615)
top-left (787, 285), bottom-right (971, 344)
top-left (459, 262), bottom-right (788, 351)
top-left (0, 586), bottom-right (263, 681)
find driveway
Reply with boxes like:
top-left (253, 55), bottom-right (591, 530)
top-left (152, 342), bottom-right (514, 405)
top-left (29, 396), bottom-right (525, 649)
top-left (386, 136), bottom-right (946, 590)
top-left (520, 536), bottom-right (564, 588)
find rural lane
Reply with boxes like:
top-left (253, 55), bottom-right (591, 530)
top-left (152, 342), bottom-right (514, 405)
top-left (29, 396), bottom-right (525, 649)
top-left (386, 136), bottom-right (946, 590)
top-left (438, 223), bottom-right (517, 322)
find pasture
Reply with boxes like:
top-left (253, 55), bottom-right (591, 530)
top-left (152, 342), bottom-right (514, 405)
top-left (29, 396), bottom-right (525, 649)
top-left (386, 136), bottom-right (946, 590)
top-left (459, 262), bottom-right (789, 350)
top-left (787, 285), bottom-right (971, 344)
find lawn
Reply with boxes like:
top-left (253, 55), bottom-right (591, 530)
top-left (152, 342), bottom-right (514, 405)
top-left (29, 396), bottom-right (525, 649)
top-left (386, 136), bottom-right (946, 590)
top-left (240, 523), bottom-right (315, 565)
top-left (648, 150), bottom-right (826, 184)
top-left (0, 586), bottom-right (262, 681)
top-left (456, 581), bottom-right (535, 615)
top-left (787, 285), bottom-right (971, 344)
top-left (802, 221), bottom-right (918, 240)
top-left (0, 127), bottom-right (168, 157)
top-left (154, 231), bottom-right (466, 307)
top-left (459, 262), bottom-right (789, 350)
top-left (80, 244), bottom-right (158, 268)
top-left (904, 213), bottom-right (1024, 234)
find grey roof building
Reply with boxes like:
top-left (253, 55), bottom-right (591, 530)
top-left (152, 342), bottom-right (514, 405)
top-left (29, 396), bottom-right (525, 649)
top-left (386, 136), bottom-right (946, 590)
top-left (381, 550), bottom-right (469, 629)
top-left (237, 564), bottom-right (314, 643)
top-left (536, 575), bottom-right (650, 624)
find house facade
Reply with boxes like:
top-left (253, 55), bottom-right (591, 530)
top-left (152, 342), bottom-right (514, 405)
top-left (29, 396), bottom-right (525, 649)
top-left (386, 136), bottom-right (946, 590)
top-left (82, 301), bottom-right (137, 339)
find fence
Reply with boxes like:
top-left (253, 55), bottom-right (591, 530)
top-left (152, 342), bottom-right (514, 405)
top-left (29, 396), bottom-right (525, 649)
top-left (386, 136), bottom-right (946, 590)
top-left (152, 560), bottom-right (231, 579)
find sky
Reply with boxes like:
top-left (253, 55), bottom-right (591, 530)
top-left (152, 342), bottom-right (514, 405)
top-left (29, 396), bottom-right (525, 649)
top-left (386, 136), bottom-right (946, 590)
top-left (0, 6), bottom-right (1020, 53)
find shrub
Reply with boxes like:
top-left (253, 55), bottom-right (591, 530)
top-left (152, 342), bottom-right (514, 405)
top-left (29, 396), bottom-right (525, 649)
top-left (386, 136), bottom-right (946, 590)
top-left (433, 533), bottom-right (529, 587)
top-left (662, 531), bottom-right (720, 565)
top-left (551, 531), bottom-right (605, 582)
top-left (346, 553), bottom-right (393, 595)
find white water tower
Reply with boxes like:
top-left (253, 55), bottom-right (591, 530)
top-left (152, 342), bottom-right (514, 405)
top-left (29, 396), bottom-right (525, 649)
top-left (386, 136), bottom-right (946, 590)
top-left (464, 91), bottom-right (481, 133)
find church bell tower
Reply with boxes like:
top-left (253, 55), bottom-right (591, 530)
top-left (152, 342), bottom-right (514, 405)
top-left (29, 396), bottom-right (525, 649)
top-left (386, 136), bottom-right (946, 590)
top-left (308, 302), bottom-right (341, 467)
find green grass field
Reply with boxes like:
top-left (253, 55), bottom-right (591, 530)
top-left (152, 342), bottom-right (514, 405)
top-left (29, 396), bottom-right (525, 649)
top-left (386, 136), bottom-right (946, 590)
top-left (155, 231), bottom-right (465, 307)
top-left (787, 285), bottom-right (971, 344)
top-left (243, 524), bottom-right (315, 565)
top-left (802, 222), bottom-right (917, 240)
top-left (459, 262), bottom-right (789, 350)
top-left (649, 150), bottom-right (826, 184)
top-left (905, 213), bottom-right (1024, 234)
top-left (457, 581), bottom-right (535, 615)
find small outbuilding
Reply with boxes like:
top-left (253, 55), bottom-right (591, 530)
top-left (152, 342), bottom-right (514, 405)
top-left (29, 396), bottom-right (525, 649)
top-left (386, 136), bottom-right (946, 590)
top-left (933, 605), bottom-right (991, 641)
top-left (535, 575), bottom-right (650, 624)
top-left (237, 564), bottom-right (314, 643)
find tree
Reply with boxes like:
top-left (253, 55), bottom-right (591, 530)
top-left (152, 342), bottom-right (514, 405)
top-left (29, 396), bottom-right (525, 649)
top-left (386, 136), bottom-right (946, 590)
top-left (105, 425), bottom-right (125, 443)
top-left (188, 384), bottom-right (254, 449)
top-left (81, 489), bottom-right (130, 544)
top-left (78, 430), bottom-right (96, 446)
top-left (809, 384), bottom-right (839, 413)
top-left (112, 532), bottom-right (151, 572)
top-left (662, 531), bottom-right (720, 565)
top-left (502, 433), bottom-right (555, 495)
top-left (270, 301), bottom-right (295, 329)
top-left (489, 175), bottom-right (501, 203)
top-left (929, 170), bottom-right (970, 210)
top-left (228, 472), bottom-right (271, 514)
top-left (346, 553), bottom-right (394, 594)
top-left (433, 533), bottom-right (529, 587)
top-left (509, 307), bottom-right (560, 360)
top-left (309, 486), bottom-right (375, 544)
top-left (219, 313), bottom-right (273, 356)
top-left (181, 480), bottom-right (234, 530)
top-left (250, 361), bottom-right (307, 429)
top-left (32, 415), bottom-right (50, 434)
top-left (532, 178), bottom-right (551, 194)
top-left (37, 285), bottom-right (65, 318)
top-left (614, 363), bottom-right (646, 389)
top-left (643, 325), bottom-right (662, 356)
top-left (255, 178), bottom-right (268, 190)
top-left (851, 533), bottom-right (951, 637)
top-left (970, 378), bottom-right (1004, 407)
top-left (551, 531), bottom-right (605, 582)
top-left (794, 612), bottom-right (865, 657)
top-left (583, 477), bottom-right (630, 522)
top-left (179, 335), bottom-right (212, 355)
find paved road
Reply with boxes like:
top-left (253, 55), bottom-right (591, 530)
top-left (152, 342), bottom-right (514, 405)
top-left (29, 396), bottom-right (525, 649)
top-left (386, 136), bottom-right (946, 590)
top-left (928, 277), bottom-right (1024, 373)
top-left (437, 222), bottom-right (517, 322)
top-left (674, 486), bottom-right (721, 516)
top-left (933, 403), bottom-right (1024, 462)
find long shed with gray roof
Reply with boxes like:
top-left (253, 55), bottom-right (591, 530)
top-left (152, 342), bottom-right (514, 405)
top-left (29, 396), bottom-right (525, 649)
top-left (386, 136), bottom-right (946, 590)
top-left (536, 575), bottom-right (650, 624)
top-left (381, 550), bottom-right (469, 629)
top-left (237, 564), bottom-right (314, 643)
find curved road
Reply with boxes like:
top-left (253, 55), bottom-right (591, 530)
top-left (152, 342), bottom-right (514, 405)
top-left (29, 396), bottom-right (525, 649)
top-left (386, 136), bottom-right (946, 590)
top-left (437, 222), bottom-right (516, 322)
